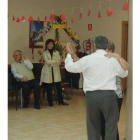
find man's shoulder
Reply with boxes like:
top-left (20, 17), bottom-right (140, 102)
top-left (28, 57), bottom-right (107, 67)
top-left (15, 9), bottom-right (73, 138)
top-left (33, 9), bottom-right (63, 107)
top-left (11, 62), bottom-right (17, 70)
top-left (109, 57), bottom-right (120, 67)
top-left (80, 54), bottom-right (90, 61)
top-left (11, 61), bottom-right (17, 66)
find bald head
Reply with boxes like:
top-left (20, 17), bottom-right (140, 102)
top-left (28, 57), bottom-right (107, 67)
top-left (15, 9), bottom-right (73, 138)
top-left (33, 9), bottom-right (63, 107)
top-left (13, 50), bottom-right (23, 62)
top-left (13, 50), bottom-right (23, 55)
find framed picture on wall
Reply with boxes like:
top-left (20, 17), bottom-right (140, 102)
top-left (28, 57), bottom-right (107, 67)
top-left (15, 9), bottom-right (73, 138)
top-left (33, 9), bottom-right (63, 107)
top-left (29, 21), bottom-right (44, 48)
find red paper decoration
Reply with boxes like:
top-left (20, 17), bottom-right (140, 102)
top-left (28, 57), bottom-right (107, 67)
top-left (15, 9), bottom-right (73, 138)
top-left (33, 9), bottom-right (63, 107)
top-left (123, 2), bottom-right (129, 10)
top-left (71, 17), bottom-right (74, 23)
top-left (13, 15), bottom-right (15, 20)
top-left (79, 12), bottom-right (83, 19)
top-left (28, 16), bottom-right (34, 22)
top-left (98, 11), bottom-right (102, 18)
top-left (88, 10), bottom-right (91, 16)
top-left (44, 16), bottom-right (47, 22)
top-left (21, 16), bottom-right (25, 22)
top-left (16, 17), bottom-right (20, 22)
top-left (60, 13), bottom-right (66, 20)
top-left (38, 17), bottom-right (40, 23)
top-left (50, 14), bottom-right (55, 20)
top-left (107, 9), bottom-right (113, 16)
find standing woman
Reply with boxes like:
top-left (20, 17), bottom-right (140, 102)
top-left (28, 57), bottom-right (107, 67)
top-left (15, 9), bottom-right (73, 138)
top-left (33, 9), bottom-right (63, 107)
top-left (40, 39), bottom-right (69, 106)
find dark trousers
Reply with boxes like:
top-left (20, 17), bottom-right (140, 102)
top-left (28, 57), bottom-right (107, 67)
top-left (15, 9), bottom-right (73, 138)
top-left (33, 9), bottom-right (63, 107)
top-left (101, 98), bottom-right (123, 140)
top-left (85, 90), bottom-right (119, 140)
top-left (21, 79), bottom-right (41, 106)
top-left (43, 82), bottom-right (63, 104)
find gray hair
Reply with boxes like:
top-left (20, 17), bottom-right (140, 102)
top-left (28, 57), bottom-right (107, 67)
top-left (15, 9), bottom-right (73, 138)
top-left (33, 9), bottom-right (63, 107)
top-left (93, 35), bottom-right (108, 50)
top-left (13, 50), bottom-right (23, 54)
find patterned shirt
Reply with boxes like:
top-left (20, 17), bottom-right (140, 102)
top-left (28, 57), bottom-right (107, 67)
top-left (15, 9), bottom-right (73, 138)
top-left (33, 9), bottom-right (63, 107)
top-left (115, 76), bottom-right (124, 98)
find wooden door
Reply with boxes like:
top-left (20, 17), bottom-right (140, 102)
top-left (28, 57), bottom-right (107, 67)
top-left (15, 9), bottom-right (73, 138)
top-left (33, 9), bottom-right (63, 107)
top-left (121, 21), bottom-right (128, 92)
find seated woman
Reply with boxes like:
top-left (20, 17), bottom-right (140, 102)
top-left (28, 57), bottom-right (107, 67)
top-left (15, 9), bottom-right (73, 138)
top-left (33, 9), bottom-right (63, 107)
top-left (40, 39), bottom-right (69, 106)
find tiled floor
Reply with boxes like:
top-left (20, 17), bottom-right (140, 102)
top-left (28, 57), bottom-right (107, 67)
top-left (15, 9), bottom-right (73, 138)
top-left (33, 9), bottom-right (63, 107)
top-left (8, 93), bottom-right (126, 140)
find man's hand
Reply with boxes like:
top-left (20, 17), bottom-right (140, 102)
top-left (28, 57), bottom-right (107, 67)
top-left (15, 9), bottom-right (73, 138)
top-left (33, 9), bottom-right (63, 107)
top-left (22, 55), bottom-right (26, 61)
top-left (73, 57), bottom-right (80, 62)
top-left (22, 76), bottom-right (28, 82)
top-left (66, 42), bottom-right (74, 54)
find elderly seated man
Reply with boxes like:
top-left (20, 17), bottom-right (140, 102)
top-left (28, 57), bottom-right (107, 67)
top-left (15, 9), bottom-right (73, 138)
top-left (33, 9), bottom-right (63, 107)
top-left (11, 50), bottom-right (41, 109)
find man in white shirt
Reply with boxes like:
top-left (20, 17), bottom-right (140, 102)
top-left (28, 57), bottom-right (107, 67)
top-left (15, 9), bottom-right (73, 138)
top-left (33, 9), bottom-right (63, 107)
top-left (65, 35), bottom-right (128, 140)
top-left (11, 50), bottom-right (41, 109)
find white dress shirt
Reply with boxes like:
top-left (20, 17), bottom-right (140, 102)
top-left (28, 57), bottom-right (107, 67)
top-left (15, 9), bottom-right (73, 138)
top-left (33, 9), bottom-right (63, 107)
top-left (65, 50), bottom-right (128, 93)
top-left (11, 59), bottom-right (33, 79)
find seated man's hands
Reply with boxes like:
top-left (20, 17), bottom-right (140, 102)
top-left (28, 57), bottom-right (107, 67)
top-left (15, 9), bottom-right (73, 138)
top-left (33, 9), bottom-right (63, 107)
top-left (22, 76), bottom-right (28, 82)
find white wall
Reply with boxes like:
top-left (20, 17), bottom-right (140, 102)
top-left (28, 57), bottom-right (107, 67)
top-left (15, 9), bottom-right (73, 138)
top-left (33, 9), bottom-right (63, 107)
top-left (8, 0), bottom-right (128, 64)
top-left (79, 0), bottom-right (128, 54)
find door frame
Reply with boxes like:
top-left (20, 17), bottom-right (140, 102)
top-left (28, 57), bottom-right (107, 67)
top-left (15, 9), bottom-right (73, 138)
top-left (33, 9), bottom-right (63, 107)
top-left (121, 21), bottom-right (128, 92)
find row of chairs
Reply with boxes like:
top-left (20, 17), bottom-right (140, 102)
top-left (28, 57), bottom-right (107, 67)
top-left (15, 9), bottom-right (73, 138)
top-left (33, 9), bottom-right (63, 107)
top-left (8, 63), bottom-right (73, 111)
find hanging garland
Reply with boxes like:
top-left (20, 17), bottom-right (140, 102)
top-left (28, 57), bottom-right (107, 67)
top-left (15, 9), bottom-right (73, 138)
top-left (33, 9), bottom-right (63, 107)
top-left (31, 15), bottom-right (80, 45)
top-left (37, 15), bottom-right (80, 63)
top-left (10, 0), bottom-right (129, 23)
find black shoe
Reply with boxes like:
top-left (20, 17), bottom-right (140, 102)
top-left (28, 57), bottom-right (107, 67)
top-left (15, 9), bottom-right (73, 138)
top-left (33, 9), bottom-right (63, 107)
top-left (59, 101), bottom-right (69, 105)
top-left (34, 105), bottom-right (41, 109)
top-left (49, 103), bottom-right (53, 107)
top-left (48, 101), bottom-right (53, 107)
top-left (23, 104), bottom-right (28, 108)
top-left (35, 106), bottom-right (41, 109)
